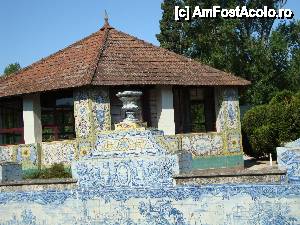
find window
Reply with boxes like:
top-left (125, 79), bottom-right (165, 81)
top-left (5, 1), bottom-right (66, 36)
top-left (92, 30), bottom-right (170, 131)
top-left (41, 91), bottom-right (75, 142)
top-left (0, 98), bottom-right (24, 145)
top-left (174, 87), bottom-right (216, 134)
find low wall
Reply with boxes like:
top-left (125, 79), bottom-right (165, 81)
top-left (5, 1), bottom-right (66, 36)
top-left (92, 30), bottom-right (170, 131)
top-left (0, 140), bottom-right (77, 175)
top-left (0, 132), bottom-right (300, 224)
top-left (179, 132), bottom-right (243, 169)
top-left (0, 131), bottom-right (243, 173)
top-left (0, 184), bottom-right (299, 224)
top-left (277, 138), bottom-right (300, 183)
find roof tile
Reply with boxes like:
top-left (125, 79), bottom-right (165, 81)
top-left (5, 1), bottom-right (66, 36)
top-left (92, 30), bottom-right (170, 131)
top-left (0, 24), bottom-right (249, 98)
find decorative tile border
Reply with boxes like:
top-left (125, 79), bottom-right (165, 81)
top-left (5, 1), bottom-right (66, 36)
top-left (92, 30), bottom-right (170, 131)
top-left (74, 89), bottom-right (92, 138)
top-left (277, 139), bottom-right (300, 183)
top-left (16, 144), bottom-right (39, 170)
top-left (91, 130), bottom-right (169, 158)
top-left (0, 145), bottom-right (17, 162)
top-left (78, 140), bottom-right (93, 159)
top-left (181, 133), bottom-right (224, 156)
top-left (155, 135), bottom-right (181, 153)
top-left (0, 183), bottom-right (299, 224)
top-left (226, 132), bottom-right (242, 153)
top-left (215, 87), bottom-right (243, 154)
top-left (41, 140), bottom-right (77, 167)
top-left (72, 155), bottom-right (179, 189)
top-left (74, 87), bottom-right (111, 139)
top-left (224, 89), bottom-right (240, 130)
top-left (0, 131), bottom-right (242, 170)
top-left (90, 88), bottom-right (111, 132)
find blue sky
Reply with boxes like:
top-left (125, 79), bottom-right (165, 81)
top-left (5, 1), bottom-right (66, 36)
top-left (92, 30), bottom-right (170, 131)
top-left (0, 0), bottom-right (299, 73)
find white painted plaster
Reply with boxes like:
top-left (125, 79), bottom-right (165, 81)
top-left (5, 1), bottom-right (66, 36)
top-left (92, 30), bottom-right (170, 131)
top-left (23, 94), bottom-right (42, 144)
top-left (157, 86), bottom-right (175, 135)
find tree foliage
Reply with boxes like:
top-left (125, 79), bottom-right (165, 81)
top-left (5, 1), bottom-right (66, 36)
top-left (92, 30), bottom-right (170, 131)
top-left (3, 63), bottom-right (21, 76)
top-left (157, 0), bottom-right (300, 105)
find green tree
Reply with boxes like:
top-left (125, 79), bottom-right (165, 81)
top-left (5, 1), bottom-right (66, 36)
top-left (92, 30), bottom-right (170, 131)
top-left (157, 0), bottom-right (286, 63)
top-left (157, 0), bottom-right (297, 105)
top-left (3, 63), bottom-right (21, 76)
top-left (157, 0), bottom-right (188, 55)
top-left (276, 20), bottom-right (300, 91)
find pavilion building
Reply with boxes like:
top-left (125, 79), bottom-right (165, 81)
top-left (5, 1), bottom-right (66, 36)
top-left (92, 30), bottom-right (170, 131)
top-left (0, 20), bottom-right (250, 171)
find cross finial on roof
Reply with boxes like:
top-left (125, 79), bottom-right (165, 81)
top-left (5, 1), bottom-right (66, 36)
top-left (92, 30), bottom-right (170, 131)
top-left (100, 10), bottom-right (112, 30)
top-left (104, 10), bottom-right (109, 25)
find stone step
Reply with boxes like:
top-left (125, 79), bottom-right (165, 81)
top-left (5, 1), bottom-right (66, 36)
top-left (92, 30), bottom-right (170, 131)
top-left (173, 166), bottom-right (286, 185)
top-left (0, 178), bottom-right (77, 192)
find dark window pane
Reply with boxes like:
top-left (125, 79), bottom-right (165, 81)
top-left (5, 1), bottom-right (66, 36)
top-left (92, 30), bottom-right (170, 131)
top-left (63, 125), bottom-right (74, 133)
top-left (56, 97), bottom-right (73, 107)
top-left (41, 114), bottom-right (55, 125)
top-left (41, 91), bottom-right (75, 142)
top-left (0, 97), bottom-right (24, 145)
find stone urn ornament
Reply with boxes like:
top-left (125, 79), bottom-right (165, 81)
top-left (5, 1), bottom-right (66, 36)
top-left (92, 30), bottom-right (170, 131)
top-left (116, 91), bottom-right (142, 123)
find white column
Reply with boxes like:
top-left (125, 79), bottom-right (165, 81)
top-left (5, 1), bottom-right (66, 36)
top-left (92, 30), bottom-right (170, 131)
top-left (157, 86), bottom-right (175, 135)
top-left (23, 94), bottom-right (42, 144)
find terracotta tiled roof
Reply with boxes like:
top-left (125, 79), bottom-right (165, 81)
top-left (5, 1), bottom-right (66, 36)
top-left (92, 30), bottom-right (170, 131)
top-left (0, 22), bottom-right (250, 98)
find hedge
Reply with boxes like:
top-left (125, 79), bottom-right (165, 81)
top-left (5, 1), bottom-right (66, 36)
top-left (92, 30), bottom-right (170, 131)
top-left (242, 90), bottom-right (300, 158)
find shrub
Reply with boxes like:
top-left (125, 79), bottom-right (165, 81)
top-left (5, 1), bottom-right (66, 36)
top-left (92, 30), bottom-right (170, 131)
top-left (249, 124), bottom-right (278, 157)
top-left (242, 90), bottom-right (300, 158)
top-left (24, 163), bottom-right (72, 179)
top-left (269, 90), bottom-right (294, 105)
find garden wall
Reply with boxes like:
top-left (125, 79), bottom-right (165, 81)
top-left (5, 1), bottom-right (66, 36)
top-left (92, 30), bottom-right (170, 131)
top-left (0, 131), bottom-right (299, 224)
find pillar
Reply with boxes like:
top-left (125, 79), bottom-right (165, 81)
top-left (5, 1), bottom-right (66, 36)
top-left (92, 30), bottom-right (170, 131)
top-left (157, 86), bottom-right (175, 135)
top-left (74, 87), bottom-right (111, 139)
top-left (214, 87), bottom-right (243, 153)
top-left (23, 94), bottom-right (42, 144)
